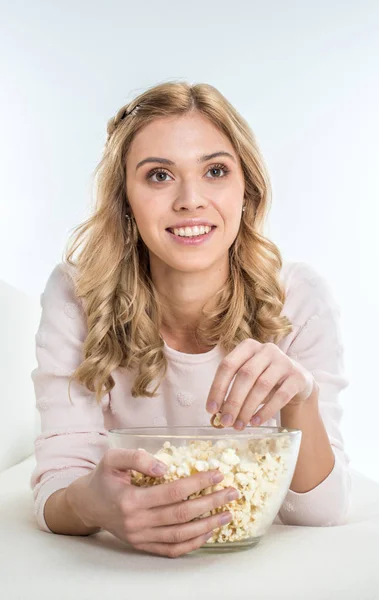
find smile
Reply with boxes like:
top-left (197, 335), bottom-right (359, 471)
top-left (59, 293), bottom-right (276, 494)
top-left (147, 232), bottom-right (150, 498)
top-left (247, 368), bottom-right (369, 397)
top-left (166, 226), bottom-right (217, 246)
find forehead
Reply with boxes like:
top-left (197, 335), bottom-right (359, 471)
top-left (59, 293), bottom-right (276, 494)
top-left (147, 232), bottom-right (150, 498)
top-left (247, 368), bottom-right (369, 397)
top-left (127, 112), bottom-right (235, 161)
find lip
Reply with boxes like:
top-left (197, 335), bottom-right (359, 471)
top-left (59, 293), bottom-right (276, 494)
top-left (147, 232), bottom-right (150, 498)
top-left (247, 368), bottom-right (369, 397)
top-left (166, 219), bottom-right (216, 229)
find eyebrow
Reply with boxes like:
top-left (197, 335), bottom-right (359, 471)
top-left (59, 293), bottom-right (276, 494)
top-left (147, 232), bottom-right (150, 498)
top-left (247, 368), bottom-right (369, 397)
top-left (135, 151), bottom-right (236, 171)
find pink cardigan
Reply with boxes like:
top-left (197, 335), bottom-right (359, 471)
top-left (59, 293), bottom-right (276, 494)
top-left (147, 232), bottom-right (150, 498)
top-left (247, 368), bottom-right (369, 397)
top-left (30, 259), bottom-right (352, 533)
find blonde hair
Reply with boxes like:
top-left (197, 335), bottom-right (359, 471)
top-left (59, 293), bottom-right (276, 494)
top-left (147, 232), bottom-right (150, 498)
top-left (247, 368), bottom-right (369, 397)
top-left (64, 80), bottom-right (293, 405)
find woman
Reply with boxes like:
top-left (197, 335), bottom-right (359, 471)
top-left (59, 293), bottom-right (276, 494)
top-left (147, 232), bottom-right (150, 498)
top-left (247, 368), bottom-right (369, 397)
top-left (31, 80), bottom-right (351, 558)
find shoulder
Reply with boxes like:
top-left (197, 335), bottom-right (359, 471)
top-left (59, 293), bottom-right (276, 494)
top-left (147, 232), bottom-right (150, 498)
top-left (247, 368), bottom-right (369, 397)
top-left (279, 259), bottom-right (341, 327)
top-left (42, 261), bottom-right (84, 312)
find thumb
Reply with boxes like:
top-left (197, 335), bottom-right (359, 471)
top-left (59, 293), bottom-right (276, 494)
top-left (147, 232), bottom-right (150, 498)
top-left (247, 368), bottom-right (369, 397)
top-left (105, 447), bottom-right (168, 477)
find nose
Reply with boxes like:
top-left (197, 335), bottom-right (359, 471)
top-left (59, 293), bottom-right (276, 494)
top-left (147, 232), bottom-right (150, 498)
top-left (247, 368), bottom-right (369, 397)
top-left (172, 183), bottom-right (209, 212)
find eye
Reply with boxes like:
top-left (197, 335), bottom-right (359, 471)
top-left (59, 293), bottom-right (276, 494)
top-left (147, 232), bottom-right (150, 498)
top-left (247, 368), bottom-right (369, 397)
top-left (146, 162), bottom-right (231, 183)
top-left (205, 163), bottom-right (230, 179)
top-left (147, 168), bottom-right (173, 183)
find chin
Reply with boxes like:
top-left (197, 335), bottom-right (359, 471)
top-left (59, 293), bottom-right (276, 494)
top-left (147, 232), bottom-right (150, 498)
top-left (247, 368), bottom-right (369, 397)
top-left (168, 253), bottom-right (227, 272)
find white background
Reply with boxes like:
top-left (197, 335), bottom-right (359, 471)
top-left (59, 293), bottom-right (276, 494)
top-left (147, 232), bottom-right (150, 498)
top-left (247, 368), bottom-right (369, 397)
top-left (1, 1), bottom-right (378, 480)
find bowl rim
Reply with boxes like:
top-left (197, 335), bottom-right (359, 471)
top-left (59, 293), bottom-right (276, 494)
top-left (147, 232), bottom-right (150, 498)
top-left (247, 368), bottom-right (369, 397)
top-left (108, 426), bottom-right (301, 439)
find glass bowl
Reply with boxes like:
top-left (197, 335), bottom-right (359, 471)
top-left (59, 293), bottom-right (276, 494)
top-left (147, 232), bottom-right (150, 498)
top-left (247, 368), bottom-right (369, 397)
top-left (108, 426), bottom-right (302, 552)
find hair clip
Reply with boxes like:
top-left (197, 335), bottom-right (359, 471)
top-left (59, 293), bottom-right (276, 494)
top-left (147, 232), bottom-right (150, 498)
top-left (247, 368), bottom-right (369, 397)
top-left (121, 104), bottom-right (139, 120)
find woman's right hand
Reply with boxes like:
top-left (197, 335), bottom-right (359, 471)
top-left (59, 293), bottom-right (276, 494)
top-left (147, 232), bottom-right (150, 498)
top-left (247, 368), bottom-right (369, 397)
top-left (67, 447), bottom-right (239, 558)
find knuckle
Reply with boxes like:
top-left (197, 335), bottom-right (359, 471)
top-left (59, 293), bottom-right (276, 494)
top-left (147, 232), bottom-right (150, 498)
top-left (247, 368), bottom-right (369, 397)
top-left (224, 397), bottom-right (240, 409)
top-left (241, 338), bottom-right (256, 350)
top-left (288, 362), bottom-right (299, 375)
top-left (276, 386), bottom-right (291, 400)
top-left (258, 376), bottom-right (272, 390)
top-left (122, 511), bottom-right (145, 538)
top-left (123, 516), bottom-right (137, 534)
top-left (170, 528), bottom-right (186, 544)
top-left (120, 490), bottom-right (135, 512)
top-left (264, 342), bottom-right (276, 352)
top-left (174, 503), bottom-right (190, 523)
top-left (125, 530), bottom-right (140, 544)
top-left (239, 364), bottom-right (254, 378)
top-left (296, 372), bottom-right (306, 386)
top-left (130, 448), bottom-right (147, 468)
top-left (167, 482), bottom-right (185, 504)
top-left (127, 485), bottom-right (139, 505)
top-left (119, 494), bottom-right (137, 519)
top-left (221, 357), bottom-right (237, 372)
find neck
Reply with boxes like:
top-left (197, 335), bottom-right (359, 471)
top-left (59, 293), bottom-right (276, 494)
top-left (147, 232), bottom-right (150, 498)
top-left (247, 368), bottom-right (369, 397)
top-left (150, 255), bottom-right (229, 340)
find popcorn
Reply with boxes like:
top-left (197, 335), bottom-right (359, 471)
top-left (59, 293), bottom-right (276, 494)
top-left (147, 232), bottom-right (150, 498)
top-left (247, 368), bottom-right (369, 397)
top-left (210, 412), bottom-right (224, 428)
top-left (195, 460), bottom-right (209, 472)
top-left (220, 448), bottom-right (240, 466)
top-left (131, 432), bottom-right (292, 545)
top-left (208, 458), bottom-right (220, 469)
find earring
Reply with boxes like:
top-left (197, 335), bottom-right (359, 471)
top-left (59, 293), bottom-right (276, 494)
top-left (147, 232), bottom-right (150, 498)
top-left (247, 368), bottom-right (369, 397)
top-left (124, 213), bottom-right (138, 244)
top-left (242, 205), bottom-right (246, 212)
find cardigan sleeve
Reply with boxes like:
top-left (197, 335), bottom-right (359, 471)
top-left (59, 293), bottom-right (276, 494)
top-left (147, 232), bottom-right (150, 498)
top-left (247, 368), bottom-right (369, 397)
top-left (30, 263), bottom-right (110, 533)
top-left (277, 262), bottom-right (352, 526)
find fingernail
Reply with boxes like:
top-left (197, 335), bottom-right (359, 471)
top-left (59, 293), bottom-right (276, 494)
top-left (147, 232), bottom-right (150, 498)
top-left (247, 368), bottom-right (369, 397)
top-left (226, 489), bottom-right (239, 502)
top-left (152, 462), bottom-right (167, 475)
top-left (220, 414), bottom-right (233, 427)
top-left (207, 401), bottom-right (218, 413)
top-left (251, 416), bottom-right (261, 425)
top-left (234, 420), bottom-right (245, 430)
top-left (211, 471), bottom-right (224, 483)
top-left (220, 512), bottom-right (232, 525)
top-left (203, 531), bottom-right (213, 542)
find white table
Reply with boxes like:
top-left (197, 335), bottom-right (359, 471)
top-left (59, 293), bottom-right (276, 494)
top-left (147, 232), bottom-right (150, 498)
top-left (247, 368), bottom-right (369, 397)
top-left (1, 455), bottom-right (378, 600)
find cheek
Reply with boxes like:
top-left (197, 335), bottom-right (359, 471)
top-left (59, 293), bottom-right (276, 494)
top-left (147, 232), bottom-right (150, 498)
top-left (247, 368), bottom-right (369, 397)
top-left (224, 209), bottom-right (242, 232)
top-left (224, 215), bottom-right (243, 247)
top-left (133, 207), bottom-right (167, 248)
top-left (128, 188), bottom-right (162, 224)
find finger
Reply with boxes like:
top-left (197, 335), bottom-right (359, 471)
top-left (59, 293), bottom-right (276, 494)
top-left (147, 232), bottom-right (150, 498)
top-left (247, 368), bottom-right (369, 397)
top-left (134, 530), bottom-right (216, 558)
top-left (235, 364), bottom-right (288, 428)
top-left (147, 486), bottom-right (239, 528)
top-left (133, 510), bottom-right (233, 544)
top-left (138, 469), bottom-right (226, 510)
top-left (250, 376), bottom-right (301, 425)
top-left (104, 447), bottom-right (168, 478)
top-left (218, 351), bottom-right (272, 428)
top-left (233, 390), bottom-right (277, 430)
top-left (205, 338), bottom-right (262, 414)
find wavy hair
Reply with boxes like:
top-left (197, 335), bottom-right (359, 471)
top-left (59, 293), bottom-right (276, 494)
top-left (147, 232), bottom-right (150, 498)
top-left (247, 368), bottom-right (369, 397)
top-left (64, 79), bottom-right (293, 405)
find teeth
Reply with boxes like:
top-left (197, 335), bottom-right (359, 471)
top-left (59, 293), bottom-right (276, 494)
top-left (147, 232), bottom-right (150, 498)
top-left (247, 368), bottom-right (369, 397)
top-left (172, 225), bottom-right (212, 237)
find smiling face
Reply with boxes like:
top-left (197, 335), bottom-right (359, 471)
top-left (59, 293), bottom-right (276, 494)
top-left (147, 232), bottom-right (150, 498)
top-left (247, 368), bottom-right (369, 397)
top-left (125, 111), bottom-right (245, 273)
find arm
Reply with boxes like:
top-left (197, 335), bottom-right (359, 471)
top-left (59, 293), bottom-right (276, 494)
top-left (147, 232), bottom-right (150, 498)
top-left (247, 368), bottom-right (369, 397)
top-left (30, 263), bottom-right (109, 534)
top-left (43, 477), bottom-right (101, 536)
top-left (278, 264), bottom-right (352, 526)
top-left (281, 385), bottom-right (336, 494)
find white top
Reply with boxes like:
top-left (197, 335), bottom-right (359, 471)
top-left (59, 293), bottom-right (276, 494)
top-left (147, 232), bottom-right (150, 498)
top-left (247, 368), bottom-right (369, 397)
top-left (30, 258), bottom-right (352, 532)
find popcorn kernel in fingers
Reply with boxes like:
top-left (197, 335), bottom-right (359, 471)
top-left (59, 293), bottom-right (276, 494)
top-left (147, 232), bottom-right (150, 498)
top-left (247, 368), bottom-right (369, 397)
top-left (210, 411), bottom-right (224, 428)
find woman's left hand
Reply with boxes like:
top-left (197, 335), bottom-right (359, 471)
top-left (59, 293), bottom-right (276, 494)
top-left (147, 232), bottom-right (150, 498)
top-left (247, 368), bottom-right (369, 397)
top-left (206, 338), bottom-right (317, 430)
